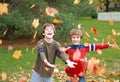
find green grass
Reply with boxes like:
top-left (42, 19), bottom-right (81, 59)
top-left (0, 17), bottom-right (120, 81)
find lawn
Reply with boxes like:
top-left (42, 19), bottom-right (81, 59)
top-left (0, 17), bottom-right (120, 82)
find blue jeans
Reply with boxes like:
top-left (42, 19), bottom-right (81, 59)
top-left (79, 76), bottom-right (86, 82)
top-left (30, 70), bottom-right (53, 82)
top-left (66, 76), bottom-right (86, 82)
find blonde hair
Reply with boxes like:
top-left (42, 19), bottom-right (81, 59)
top-left (41, 23), bottom-right (56, 37)
top-left (70, 28), bottom-right (83, 38)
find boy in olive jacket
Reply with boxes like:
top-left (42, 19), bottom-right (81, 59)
top-left (30, 23), bottom-right (76, 82)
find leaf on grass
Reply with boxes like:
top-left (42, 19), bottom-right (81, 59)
top-left (45, 7), bottom-right (58, 17)
top-left (74, 0), bottom-right (80, 4)
top-left (0, 3), bottom-right (9, 16)
top-left (109, 19), bottom-right (114, 26)
top-left (1, 72), bottom-right (7, 81)
top-left (19, 77), bottom-right (26, 82)
top-left (13, 50), bottom-right (22, 59)
top-left (32, 18), bottom-right (39, 29)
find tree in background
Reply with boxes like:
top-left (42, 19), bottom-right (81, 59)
top-left (0, 0), bottom-right (95, 41)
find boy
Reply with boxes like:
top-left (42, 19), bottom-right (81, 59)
top-left (60, 28), bottom-right (114, 82)
top-left (30, 23), bottom-right (76, 82)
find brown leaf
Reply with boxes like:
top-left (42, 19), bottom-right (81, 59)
top-left (45, 7), bottom-right (58, 17)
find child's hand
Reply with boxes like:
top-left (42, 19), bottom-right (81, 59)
top-left (59, 47), bottom-right (71, 52)
top-left (44, 59), bottom-right (55, 68)
top-left (66, 59), bottom-right (77, 68)
top-left (109, 42), bottom-right (119, 49)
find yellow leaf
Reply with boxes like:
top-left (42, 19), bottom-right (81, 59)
top-left (89, 0), bottom-right (93, 5)
top-left (93, 37), bottom-right (98, 41)
top-left (1, 72), bottom-right (7, 81)
top-left (53, 18), bottom-right (62, 24)
top-left (13, 50), bottom-right (22, 59)
top-left (112, 29), bottom-right (116, 36)
top-left (74, 0), bottom-right (80, 5)
top-left (0, 3), bottom-right (9, 16)
top-left (3, 28), bottom-right (8, 35)
top-left (33, 30), bottom-right (37, 40)
top-left (32, 18), bottom-right (39, 29)
top-left (30, 4), bottom-right (35, 8)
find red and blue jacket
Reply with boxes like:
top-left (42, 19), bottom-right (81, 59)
top-left (65, 43), bottom-right (109, 77)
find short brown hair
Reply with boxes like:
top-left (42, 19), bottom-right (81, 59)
top-left (70, 28), bottom-right (83, 38)
top-left (41, 23), bottom-right (56, 37)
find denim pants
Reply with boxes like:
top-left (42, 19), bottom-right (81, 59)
top-left (30, 70), bottom-right (53, 82)
top-left (66, 76), bottom-right (86, 82)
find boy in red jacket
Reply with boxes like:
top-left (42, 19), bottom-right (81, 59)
top-left (60, 28), bottom-right (114, 82)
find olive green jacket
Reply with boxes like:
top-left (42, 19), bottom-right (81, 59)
top-left (34, 39), bottom-right (68, 77)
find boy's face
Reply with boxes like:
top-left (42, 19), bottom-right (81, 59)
top-left (71, 35), bottom-right (81, 45)
top-left (43, 26), bottom-right (55, 39)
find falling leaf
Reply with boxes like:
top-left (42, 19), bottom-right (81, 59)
top-left (111, 36), bottom-right (116, 42)
top-left (106, 35), bottom-right (111, 41)
top-left (87, 57), bottom-right (105, 76)
top-left (91, 27), bottom-right (97, 34)
top-left (30, 4), bottom-right (35, 8)
top-left (112, 29), bottom-right (116, 36)
top-left (8, 45), bottom-right (13, 51)
top-left (45, 6), bottom-right (58, 17)
top-left (0, 39), bottom-right (2, 45)
top-left (78, 24), bottom-right (82, 29)
top-left (93, 37), bottom-right (98, 41)
top-left (33, 30), bottom-right (37, 40)
top-left (32, 18), bottom-right (39, 29)
top-left (74, 0), bottom-right (80, 4)
top-left (1, 72), bottom-right (7, 81)
top-left (13, 50), bottom-right (22, 59)
top-left (109, 19), bottom-right (114, 26)
top-left (96, 49), bottom-right (102, 55)
top-left (85, 31), bottom-right (90, 38)
top-left (89, 0), bottom-right (93, 5)
top-left (3, 28), bottom-right (8, 35)
top-left (53, 18), bottom-right (63, 24)
top-left (0, 3), bottom-right (9, 16)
